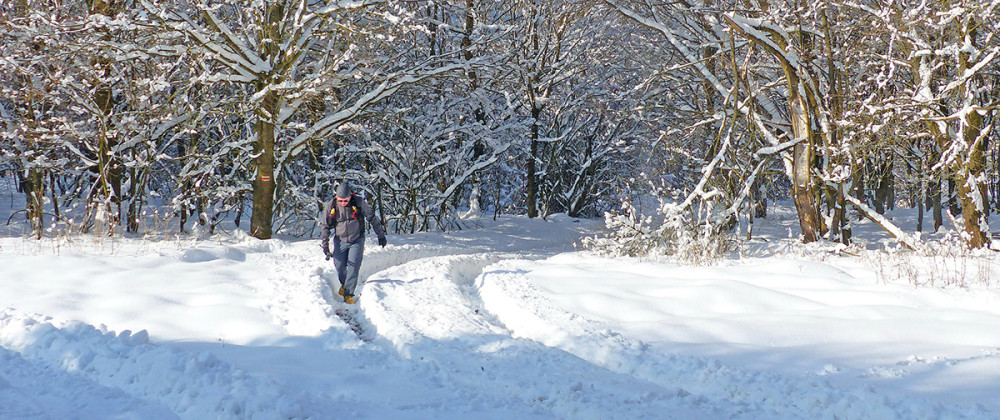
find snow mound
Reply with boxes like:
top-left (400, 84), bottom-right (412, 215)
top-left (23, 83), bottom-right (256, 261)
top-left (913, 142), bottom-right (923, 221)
top-left (0, 309), bottom-right (330, 419)
top-left (477, 257), bottom-right (992, 419)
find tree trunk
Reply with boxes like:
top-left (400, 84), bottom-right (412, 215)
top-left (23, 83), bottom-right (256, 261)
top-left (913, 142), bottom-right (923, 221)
top-left (789, 93), bottom-right (819, 242)
top-left (462, 0), bottom-right (487, 218)
top-left (89, 0), bottom-right (122, 234)
top-left (821, 5), bottom-right (849, 245)
top-left (20, 82), bottom-right (45, 239)
top-left (250, 89), bottom-right (278, 239)
top-left (957, 170), bottom-right (988, 248)
top-left (948, 177), bottom-right (960, 216)
top-left (49, 172), bottom-right (60, 222)
top-left (24, 169), bottom-right (45, 239)
top-left (917, 173), bottom-right (925, 232)
top-left (752, 178), bottom-right (767, 218)
top-left (177, 140), bottom-right (189, 233)
top-left (526, 105), bottom-right (540, 219)
top-left (249, 3), bottom-right (284, 239)
top-left (926, 137), bottom-right (943, 231)
top-left (127, 165), bottom-right (140, 233)
top-left (931, 178), bottom-right (943, 232)
top-left (854, 162), bottom-right (866, 221)
top-left (994, 136), bottom-right (1000, 213)
top-left (235, 195), bottom-right (244, 228)
top-left (833, 182), bottom-right (850, 244)
top-left (954, 16), bottom-right (989, 248)
top-left (874, 157), bottom-right (892, 214)
top-left (568, 132), bottom-right (596, 218)
top-left (723, 15), bottom-right (820, 242)
top-left (791, 142), bottom-right (819, 242)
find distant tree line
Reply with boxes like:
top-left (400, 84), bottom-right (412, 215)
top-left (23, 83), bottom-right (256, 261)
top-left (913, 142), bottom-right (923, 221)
top-left (2, 0), bottom-right (999, 251)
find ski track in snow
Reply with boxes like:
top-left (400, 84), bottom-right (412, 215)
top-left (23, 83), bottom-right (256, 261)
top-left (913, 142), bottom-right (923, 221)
top-left (0, 215), bottom-right (994, 419)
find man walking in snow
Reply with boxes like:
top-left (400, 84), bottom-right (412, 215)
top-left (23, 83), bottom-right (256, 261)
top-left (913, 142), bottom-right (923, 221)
top-left (320, 181), bottom-right (387, 304)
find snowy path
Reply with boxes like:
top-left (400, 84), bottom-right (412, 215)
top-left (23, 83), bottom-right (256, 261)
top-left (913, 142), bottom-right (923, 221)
top-left (1, 214), bottom-right (997, 418)
top-left (360, 254), bottom-right (722, 419)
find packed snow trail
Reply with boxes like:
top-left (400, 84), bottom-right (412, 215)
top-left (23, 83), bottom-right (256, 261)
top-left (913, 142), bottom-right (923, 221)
top-left (245, 217), bottom-right (736, 418)
top-left (360, 254), bottom-right (726, 419)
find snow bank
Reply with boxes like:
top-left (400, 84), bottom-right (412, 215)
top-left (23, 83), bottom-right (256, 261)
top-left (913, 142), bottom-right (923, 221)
top-left (477, 254), bottom-right (996, 419)
top-left (0, 309), bottom-right (326, 419)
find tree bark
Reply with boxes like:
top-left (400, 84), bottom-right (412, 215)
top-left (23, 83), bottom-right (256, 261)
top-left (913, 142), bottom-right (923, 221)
top-left (955, 16), bottom-right (989, 248)
top-left (127, 165), bottom-right (141, 233)
top-left (526, 105), bottom-right (540, 218)
top-left (249, 3), bottom-right (284, 239)
top-left (917, 168), bottom-right (925, 232)
top-left (788, 77), bottom-right (819, 242)
top-left (250, 89), bottom-right (278, 239)
top-left (931, 178), bottom-right (943, 232)
top-left (873, 157), bottom-right (892, 215)
top-left (791, 140), bottom-right (819, 242)
top-left (25, 169), bottom-right (45, 239)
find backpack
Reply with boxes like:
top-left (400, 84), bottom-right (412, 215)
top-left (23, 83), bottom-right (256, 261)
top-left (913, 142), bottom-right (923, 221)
top-left (329, 194), bottom-right (365, 242)
top-left (329, 194), bottom-right (359, 220)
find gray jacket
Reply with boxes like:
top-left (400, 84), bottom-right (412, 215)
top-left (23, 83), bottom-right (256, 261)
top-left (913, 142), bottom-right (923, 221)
top-left (320, 194), bottom-right (386, 247)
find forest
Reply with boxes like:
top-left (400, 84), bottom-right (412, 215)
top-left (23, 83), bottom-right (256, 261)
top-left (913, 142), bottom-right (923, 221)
top-left (2, 0), bottom-right (999, 255)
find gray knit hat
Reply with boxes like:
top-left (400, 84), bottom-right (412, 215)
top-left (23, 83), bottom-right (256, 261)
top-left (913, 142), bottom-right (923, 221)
top-left (335, 181), bottom-right (352, 198)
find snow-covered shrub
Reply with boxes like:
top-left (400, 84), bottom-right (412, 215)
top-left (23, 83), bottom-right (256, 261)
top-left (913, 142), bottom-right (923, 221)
top-left (584, 196), bottom-right (735, 265)
top-left (865, 233), bottom-right (996, 288)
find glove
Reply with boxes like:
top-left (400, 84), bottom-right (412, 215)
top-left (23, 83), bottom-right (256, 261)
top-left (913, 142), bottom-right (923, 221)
top-left (378, 236), bottom-right (387, 248)
top-left (322, 245), bottom-right (331, 260)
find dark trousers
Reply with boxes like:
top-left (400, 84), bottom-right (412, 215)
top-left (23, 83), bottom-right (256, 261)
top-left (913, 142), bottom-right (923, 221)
top-left (333, 236), bottom-right (365, 296)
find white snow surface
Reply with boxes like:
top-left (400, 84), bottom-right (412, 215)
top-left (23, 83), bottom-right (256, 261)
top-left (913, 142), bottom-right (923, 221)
top-left (2, 209), bottom-right (1000, 418)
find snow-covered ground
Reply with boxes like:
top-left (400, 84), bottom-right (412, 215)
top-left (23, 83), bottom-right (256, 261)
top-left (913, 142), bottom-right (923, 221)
top-left (2, 182), bottom-right (1000, 418)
